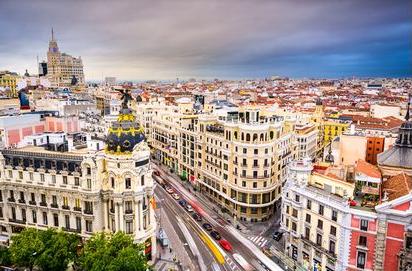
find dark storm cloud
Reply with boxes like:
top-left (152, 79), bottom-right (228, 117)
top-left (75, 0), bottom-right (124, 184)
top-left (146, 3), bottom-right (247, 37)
top-left (0, 0), bottom-right (410, 80)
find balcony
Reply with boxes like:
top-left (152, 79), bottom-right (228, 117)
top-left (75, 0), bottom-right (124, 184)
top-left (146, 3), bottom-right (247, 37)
top-left (63, 228), bottom-right (81, 233)
top-left (29, 200), bottom-right (36, 205)
top-left (125, 209), bottom-right (133, 214)
top-left (9, 218), bottom-right (26, 224)
top-left (18, 199), bottom-right (26, 204)
top-left (50, 203), bottom-right (59, 208)
top-left (62, 205), bottom-right (70, 210)
top-left (84, 209), bottom-right (93, 215)
top-left (40, 202), bottom-right (47, 207)
top-left (8, 197), bottom-right (15, 203)
top-left (110, 208), bottom-right (115, 213)
top-left (73, 207), bottom-right (82, 212)
top-left (301, 235), bottom-right (337, 259)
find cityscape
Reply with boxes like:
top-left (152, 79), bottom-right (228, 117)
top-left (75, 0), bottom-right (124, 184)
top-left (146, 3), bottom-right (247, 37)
top-left (0, 0), bottom-right (411, 271)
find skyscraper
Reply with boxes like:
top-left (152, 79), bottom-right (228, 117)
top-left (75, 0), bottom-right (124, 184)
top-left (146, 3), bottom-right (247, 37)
top-left (47, 28), bottom-right (85, 88)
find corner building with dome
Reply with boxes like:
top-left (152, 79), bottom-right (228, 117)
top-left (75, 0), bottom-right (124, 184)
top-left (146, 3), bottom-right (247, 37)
top-left (0, 103), bottom-right (156, 259)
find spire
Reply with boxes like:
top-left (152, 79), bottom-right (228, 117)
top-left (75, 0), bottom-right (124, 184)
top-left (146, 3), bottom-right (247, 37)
top-left (51, 27), bottom-right (55, 41)
top-left (406, 93), bottom-right (411, 121)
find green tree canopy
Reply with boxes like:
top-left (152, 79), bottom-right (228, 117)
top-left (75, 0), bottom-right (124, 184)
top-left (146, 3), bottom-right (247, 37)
top-left (8, 228), bottom-right (80, 271)
top-left (78, 232), bottom-right (149, 271)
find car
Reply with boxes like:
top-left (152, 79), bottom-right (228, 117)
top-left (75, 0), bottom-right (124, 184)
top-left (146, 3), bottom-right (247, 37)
top-left (165, 187), bottom-right (174, 194)
top-left (185, 204), bottom-right (193, 212)
top-left (202, 223), bottom-right (212, 231)
top-left (272, 231), bottom-right (283, 241)
top-left (178, 199), bottom-right (187, 207)
top-left (172, 193), bottom-right (180, 200)
top-left (192, 213), bottom-right (202, 222)
top-left (219, 239), bottom-right (232, 252)
top-left (210, 230), bottom-right (221, 240)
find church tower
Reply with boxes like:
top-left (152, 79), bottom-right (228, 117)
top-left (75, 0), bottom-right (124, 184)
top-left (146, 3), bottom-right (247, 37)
top-left (96, 91), bottom-right (156, 259)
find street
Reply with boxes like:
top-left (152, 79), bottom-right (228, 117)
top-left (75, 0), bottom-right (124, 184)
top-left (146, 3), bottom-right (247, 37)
top-left (153, 162), bottom-right (285, 271)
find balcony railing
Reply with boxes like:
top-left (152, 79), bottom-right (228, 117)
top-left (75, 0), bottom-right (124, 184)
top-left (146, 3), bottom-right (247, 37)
top-left (73, 207), bottom-right (82, 212)
top-left (50, 203), bottom-right (59, 208)
top-left (125, 209), bottom-right (133, 214)
top-left (84, 209), bottom-right (93, 215)
top-left (62, 205), bottom-right (70, 210)
top-left (18, 199), bottom-right (26, 204)
top-left (29, 200), bottom-right (36, 205)
top-left (40, 202), bottom-right (47, 207)
top-left (8, 197), bottom-right (15, 202)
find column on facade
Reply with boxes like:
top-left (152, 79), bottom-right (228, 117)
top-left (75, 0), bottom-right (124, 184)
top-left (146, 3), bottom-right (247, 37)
top-left (103, 200), bottom-right (108, 230)
top-left (119, 202), bottom-right (124, 231)
top-left (135, 199), bottom-right (141, 231)
top-left (115, 203), bottom-right (119, 232)
top-left (138, 198), bottom-right (144, 231)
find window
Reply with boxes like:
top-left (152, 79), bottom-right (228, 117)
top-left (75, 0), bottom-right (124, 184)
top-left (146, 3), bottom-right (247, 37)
top-left (125, 178), bottom-right (131, 189)
top-left (295, 195), bottom-right (300, 202)
top-left (125, 201), bottom-right (133, 213)
top-left (74, 177), bottom-right (80, 186)
top-left (141, 175), bottom-right (145, 186)
top-left (307, 200), bottom-right (312, 210)
top-left (21, 209), bottom-right (26, 222)
top-left (306, 214), bottom-right (311, 223)
top-left (332, 210), bottom-right (338, 222)
top-left (316, 234), bottom-right (322, 246)
top-left (53, 213), bottom-right (59, 227)
top-left (30, 193), bottom-right (35, 202)
top-left (359, 236), bottom-right (367, 247)
top-left (43, 212), bottom-right (48, 225)
top-left (253, 182), bottom-right (257, 188)
top-left (292, 222), bottom-right (297, 232)
top-left (52, 195), bottom-right (57, 205)
top-left (85, 201), bottom-right (93, 214)
top-left (65, 215), bottom-right (70, 229)
top-left (29, 172), bottom-right (33, 181)
top-left (0, 207), bottom-right (2, 218)
top-left (40, 174), bottom-right (45, 182)
top-left (63, 197), bottom-right (68, 207)
top-left (317, 219), bottom-right (323, 230)
top-left (243, 148), bottom-right (247, 154)
top-left (86, 220), bottom-right (93, 232)
top-left (330, 225), bottom-right (336, 236)
top-left (87, 179), bottom-right (92, 189)
top-left (286, 205), bottom-right (290, 214)
top-left (329, 240), bottom-right (336, 254)
top-left (41, 194), bottom-right (46, 203)
top-left (75, 199), bottom-right (81, 209)
top-left (18, 171), bottom-right (23, 179)
top-left (357, 251), bottom-right (366, 269)
top-left (86, 167), bottom-right (91, 175)
top-left (52, 175), bottom-right (56, 184)
top-left (360, 219), bottom-right (368, 231)
top-left (126, 221), bottom-right (133, 234)
top-left (319, 205), bottom-right (324, 215)
top-left (292, 209), bottom-right (298, 218)
top-left (63, 176), bottom-right (68, 185)
top-left (254, 149), bottom-right (258, 155)
top-left (305, 227), bottom-right (310, 239)
top-left (76, 217), bottom-right (82, 231)
top-left (32, 210), bottom-right (37, 223)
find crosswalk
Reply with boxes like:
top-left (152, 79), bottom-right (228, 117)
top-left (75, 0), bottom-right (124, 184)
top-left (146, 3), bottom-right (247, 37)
top-left (247, 235), bottom-right (270, 248)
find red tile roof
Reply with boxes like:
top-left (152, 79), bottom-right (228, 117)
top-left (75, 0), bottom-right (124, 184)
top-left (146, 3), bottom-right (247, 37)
top-left (382, 172), bottom-right (412, 201)
top-left (356, 159), bottom-right (382, 179)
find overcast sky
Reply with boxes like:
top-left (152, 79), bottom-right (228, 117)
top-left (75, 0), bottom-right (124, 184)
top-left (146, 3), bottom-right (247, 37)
top-left (0, 0), bottom-right (411, 80)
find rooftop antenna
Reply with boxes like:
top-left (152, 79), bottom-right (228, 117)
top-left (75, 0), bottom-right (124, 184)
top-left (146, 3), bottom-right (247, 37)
top-left (51, 27), bottom-right (55, 40)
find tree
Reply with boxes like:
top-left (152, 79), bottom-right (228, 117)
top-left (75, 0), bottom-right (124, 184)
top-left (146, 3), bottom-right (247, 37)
top-left (9, 228), bottom-right (80, 271)
top-left (9, 228), bottom-right (44, 271)
top-left (35, 229), bottom-right (81, 271)
top-left (78, 232), bottom-right (149, 271)
top-left (0, 246), bottom-right (12, 267)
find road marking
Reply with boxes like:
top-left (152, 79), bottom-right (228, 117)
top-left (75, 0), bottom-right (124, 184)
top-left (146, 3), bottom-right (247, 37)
top-left (261, 239), bottom-right (268, 247)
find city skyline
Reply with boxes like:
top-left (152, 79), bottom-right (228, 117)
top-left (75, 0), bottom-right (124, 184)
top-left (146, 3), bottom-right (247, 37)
top-left (0, 0), bottom-right (411, 80)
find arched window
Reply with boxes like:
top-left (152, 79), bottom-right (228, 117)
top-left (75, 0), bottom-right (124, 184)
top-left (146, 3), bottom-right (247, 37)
top-left (241, 133), bottom-right (244, 141)
top-left (246, 133), bottom-right (251, 142)
top-left (253, 134), bottom-right (258, 142)
top-left (260, 133), bottom-right (264, 141)
top-left (234, 131), bottom-right (238, 140)
top-left (270, 131), bottom-right (274, 140)
top-left (125, 177), bottom-right (131, 189)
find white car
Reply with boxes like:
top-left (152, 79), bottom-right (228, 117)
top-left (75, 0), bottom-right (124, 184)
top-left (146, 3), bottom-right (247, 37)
top-left (185, 204), bottom-right (193, 212)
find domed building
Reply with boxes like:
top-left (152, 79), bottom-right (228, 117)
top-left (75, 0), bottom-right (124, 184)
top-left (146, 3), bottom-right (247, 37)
top-left (378, 98), bottom-right (412, 176)
top-left (96, 96), bottom-right (156, 259)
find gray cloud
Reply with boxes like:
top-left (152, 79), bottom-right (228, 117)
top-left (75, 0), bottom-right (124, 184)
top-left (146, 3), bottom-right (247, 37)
top-left (0, 0), bottom-right (410, 80)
